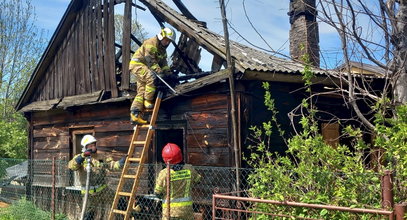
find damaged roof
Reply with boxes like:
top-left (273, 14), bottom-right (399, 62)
top-left (16, 0), bottom-right (325, 112)
top-left (140, 0), bottom-right (311, 74)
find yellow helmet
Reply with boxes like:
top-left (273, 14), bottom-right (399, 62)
top-left (157, 27), bottom-right (176, 41)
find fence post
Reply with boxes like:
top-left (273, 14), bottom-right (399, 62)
top-left (51, 157), bottom-right (56, 220)
top-left (212, 194), bottom-right (216, 220)
top-left (394, 202), bottom-right (406, 220)
top-left (381, 170), bottom-right (394, 209)
top-left (26, 160), bottom-right (32, 201)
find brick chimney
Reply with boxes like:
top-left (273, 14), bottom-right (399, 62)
top-left (288, 0), bottom-right (320, 67)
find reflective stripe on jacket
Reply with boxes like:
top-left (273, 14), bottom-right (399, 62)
top-left (68, 153), bottom-right (122, 193)
top-left (154, 164), bottom-right (201, 218)
top-left (129, 36), bottom-right (170, 74)
top-left (81, 184), bottom-right (107, 195)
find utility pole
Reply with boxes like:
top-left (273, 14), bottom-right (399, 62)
top-left (219, 0), bottom-right (240, 193)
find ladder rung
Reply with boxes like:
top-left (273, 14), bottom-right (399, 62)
top-left (134, 125), bottom-right (154, 130)
top-left (123, 174), bottom-right (137, 179)
top-left (118, 192), bottom-right (132, 197)
top-left (128, 158), bottom-right (141, 162)
top-left (112, 209), bottom-right (127, 215)
top-left (133, 141), bottom-right (146, 145)
top-left (139, 124), bottom-right (151, 129)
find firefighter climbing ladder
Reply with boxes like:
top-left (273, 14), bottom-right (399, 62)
top-left (108, 91), bottom-right (163, 220)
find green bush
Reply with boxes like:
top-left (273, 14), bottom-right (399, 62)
top-left (0, 198), bottom-right (67, 220)
top-left (375, 104), bottom-right (407, 202)
top-left (245, 74), bottom-right (406, 218)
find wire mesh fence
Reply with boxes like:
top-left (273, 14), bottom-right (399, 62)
top-left (0, 158), bottom-right (252, 220)
top-left (0, 158), bottom-right (404, 220)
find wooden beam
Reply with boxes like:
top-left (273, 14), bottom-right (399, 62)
top-left (107, 0), bottom-right (118, 97)
top-left (211, 54), bottom-right (225, 72)
top-left (242, 70), bottom-right (341, 86)
top-left (164, 69), bottom-right (229, 100)
top-left (57, 90), bottom-right (104, 109)
top-left (121, 0), bottom-right (131, 90)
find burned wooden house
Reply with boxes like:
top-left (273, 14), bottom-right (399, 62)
top-left (14, 0), bottom-right (384, 218)
top-left (16, 0), bottom-right (331, 166)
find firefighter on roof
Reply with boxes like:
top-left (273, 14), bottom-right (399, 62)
top-left (68, 134), bottom-right (126, 220)
top-left (155, 143), bottom-right (201, 220)
top-left (129, 27), bottom-right (177, 124)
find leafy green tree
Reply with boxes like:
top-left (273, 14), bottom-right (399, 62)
top-left (0, 0), bottom-right (47, 158)
top-left (0, 112), bottom-right (27, 158)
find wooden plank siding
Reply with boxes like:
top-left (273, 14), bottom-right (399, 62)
top-left (163, 92), bottom-right (232, 167)
top-left (30, 102), bottom-right (136, 161)
top-left (28, 0), bottom-right (120, 103)
top-left (29, 90), bottom-right (234, 167)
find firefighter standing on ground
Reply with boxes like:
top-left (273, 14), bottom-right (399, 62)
top-left (154, 143), bottom-right (201, 220)
top-left (68, 135), bottom-right (126, 220)
top-left (129, 27), bottom-right (176, 124)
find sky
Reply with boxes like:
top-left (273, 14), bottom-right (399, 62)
top-left (32, 0), bottom-right (342, 70)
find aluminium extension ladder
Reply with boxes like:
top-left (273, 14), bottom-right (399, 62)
top-left (108, 91), bottom-right (163, 220)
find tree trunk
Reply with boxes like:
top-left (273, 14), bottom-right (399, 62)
top-left (393, 0), bottom-right (407, 104)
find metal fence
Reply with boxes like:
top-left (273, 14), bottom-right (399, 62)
top-left (212, 191), bottom-right (394, 220)
top-left (0, 158), bottom-right (251, 220)
top-left (0, 158), bottom-right (405, 220)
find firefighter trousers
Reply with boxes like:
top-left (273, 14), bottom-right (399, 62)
top-left (130, 64), bottom-right (156, 111)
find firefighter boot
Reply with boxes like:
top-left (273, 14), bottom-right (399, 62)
top-left (144, 99), bottom-right (154, 109)
top-left (130, 110), bottom-right (147, 125)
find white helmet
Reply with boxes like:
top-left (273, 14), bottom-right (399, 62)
top-left (157, 27), bottom-right (176, 41)
top-left (81, 134), bottom-right (97, 148)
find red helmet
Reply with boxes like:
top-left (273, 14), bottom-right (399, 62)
top-left (162, 143), bottom-right (182, 164)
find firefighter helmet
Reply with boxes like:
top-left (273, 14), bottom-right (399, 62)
top-left (157, 27), bottom-right (176, 41)
top-left (81, 134), bottom-right (97, 148)
top-left (162, 143), bottom-right (182, 164)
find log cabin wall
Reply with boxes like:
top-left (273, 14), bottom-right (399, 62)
top-left (29, 101), bottom-right (132, 161)
top-left (29, 85), bottom-right (234, 167)
top-left (29, 0), bottom-right (117, 103)
top-left (163, 83), bottom-right (233, 167)
top-left (240, 81), bottom-right (305, 160)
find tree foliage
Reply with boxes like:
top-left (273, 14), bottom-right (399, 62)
top-left (0, 0), bottom-right (47, 158)
top-left (374, 103), bottom-right (407, 202)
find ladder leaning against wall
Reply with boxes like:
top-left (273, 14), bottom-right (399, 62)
top-left (108, 91), bottom-right (163, 220)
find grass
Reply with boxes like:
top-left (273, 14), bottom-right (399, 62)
top-left (0, 198), bottom-right (67, 220)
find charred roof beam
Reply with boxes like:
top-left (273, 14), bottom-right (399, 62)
top-left (114, 0), bottom-right (146, 10)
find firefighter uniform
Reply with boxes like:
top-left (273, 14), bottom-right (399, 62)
top-left (129, 36), bottom-right (171, 112)
top-left (68, 152), bottom-right (123, 219)
top-left (154, 164), bottom-right (201, 220)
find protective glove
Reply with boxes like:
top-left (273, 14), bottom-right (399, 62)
top-left (161, 74), bottom-right (177, 83)
top-left (167, 74), bottom-right (178, 80)
top-left (155, 71), bottom-right (165, 79)
top-left (134, 204), bottom-right (142, 212)
top-left (118, 155), bottom-right (127, 167)
top-left (75, 149), bottom-right (92, 164)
